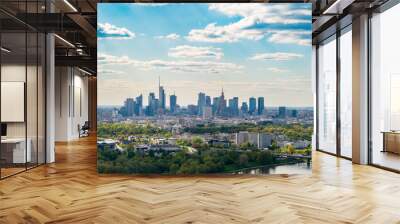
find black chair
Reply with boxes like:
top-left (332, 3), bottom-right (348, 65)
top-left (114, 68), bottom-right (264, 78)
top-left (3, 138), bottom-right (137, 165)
top-left (79, 121), bottom-right (90, 138)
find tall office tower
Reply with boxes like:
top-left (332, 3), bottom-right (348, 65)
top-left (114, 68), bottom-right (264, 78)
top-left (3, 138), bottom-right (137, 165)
top-left (232, 97), bottom-right (239, 116)
top-left (241, 102), bottom-right (248, 114)
top-left (249, 97), bottom-right (257, 115)
top-left (148, 92), bottom-right (156, 116)
top-left (205, 95), bottom-right (211, 106)
top-left (170, 94), bottom-right (177, 113)
top-left (158, 78), bottom-right (166, 112)
top-left (135, 94), bottom-right (143, 116)
top-left (197, 92), bottom-right (206, 115)
top-left (278, 106), bottom-right (287, 118)
top-left (228, 97), bottom-right (239, 116)
top-left (124, 98), bottom-right (135, 117)
top-left (291, 109), bottom-right (298, 118)
top-left (217, 89), bottom-right (226, 116)
top-left (212, 97), bottom-right (219, 114)
top-left (257, 97), bottom-right (264, 115)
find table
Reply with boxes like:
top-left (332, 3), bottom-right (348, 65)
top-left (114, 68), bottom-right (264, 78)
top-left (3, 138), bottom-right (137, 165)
top-left (1, 138), bottom-right (31, 164)
top-left (382, 131), bottom-right (400, 154)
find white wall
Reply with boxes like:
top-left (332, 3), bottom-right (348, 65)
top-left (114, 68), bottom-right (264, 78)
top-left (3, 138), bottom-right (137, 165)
top-left (55, 67), bottom-right (89, 141)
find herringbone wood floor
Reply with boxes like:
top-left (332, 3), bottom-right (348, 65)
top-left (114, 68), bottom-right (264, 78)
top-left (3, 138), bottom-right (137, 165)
top-left (1, 136), bottom-right (400, 224)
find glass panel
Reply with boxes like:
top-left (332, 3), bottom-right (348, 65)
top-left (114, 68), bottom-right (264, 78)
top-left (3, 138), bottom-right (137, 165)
top-left (27, 31), bottom-right (38, 169)
top-left (340, 29), bottom-right (352, 158)
top-left (1, 30), bottom-right (27, 177)
top-left (318, 36), bottom-right (337, 154)
top-left (371, 4), bottom-right (400, 171)
top-left (38, 33), bottom-right (45, 165)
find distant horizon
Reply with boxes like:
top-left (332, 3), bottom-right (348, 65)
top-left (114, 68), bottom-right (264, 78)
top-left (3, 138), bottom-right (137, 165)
top-left (98, 104), bottom-right (314, 109)
top-left (98, 3), bottom-right (312, 107)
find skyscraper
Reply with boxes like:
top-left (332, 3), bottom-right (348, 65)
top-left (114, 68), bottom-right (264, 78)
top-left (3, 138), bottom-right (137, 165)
top-left (217, 89), bottom-right (226, 116)
top-left (170, 94), bottom-right (177, 113)
top-left (249, 97), bottom-right (256, 115)
top-left (241, 102), bottom-right (248, 114)
top-left (278, 106), bottom-right (287, 118)
top-left (197, 92), bottom-right (206, 115)
top-left (205, 95), bottom-right (211, 106)
top-left (228, 97), bottom-right (239, 116)
top-left (147, 92), bottom-right (156, 116)
top-left (257, 97), bottom-right (264, 115)
top-left (124, 98), bottom-right (135, 117)
top-left (135, 94), bottom-right (143, 116)
top-left (158, 77), bottom-right (166, 112)
top-left (212, 97), bottom-right (219, 114)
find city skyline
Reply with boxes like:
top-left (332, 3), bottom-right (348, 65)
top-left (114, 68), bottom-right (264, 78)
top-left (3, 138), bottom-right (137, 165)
top-left (98, 3), bottom-right (312, 107)
top-left (118, 78), bottom-right (271, 118)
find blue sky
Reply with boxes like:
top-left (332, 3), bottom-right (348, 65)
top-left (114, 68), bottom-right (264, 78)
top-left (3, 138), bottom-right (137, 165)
top-left (98, 3), bottom-right (312, 107)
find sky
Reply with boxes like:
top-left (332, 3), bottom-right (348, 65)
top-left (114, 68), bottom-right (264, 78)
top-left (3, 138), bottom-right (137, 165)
top-left (98, 3), bottom-right (312, 107)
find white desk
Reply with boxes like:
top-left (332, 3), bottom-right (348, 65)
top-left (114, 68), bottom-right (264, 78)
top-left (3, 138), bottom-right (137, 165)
top-left (1, 138), bottom-right (31, 163)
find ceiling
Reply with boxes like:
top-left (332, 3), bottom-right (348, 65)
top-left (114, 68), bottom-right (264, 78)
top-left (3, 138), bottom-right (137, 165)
top-left (0, 0), bottom-right (393, 75)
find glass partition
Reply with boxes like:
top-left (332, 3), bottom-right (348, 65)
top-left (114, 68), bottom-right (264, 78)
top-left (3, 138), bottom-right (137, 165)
top-left (1, 30), bottom-right (28, 177)
top-left (339, 27), bottom-right (352, 158)
top-left (0, 1), bottom-right (46, 179)
top-left (371, 3), bottom-right (400, 171)
top-left (317, 36), bottom-right (337, 154)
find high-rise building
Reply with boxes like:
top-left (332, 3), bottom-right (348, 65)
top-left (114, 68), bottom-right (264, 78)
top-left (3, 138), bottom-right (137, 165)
top-left (278, 106), bottom-right (287, 118)
top-left (258, 97), bottom-right (264, 115)
top-left (147, 92), bottom-right (156, 116)
top-left (135, 94), bottom-right (143, 116)
top-left (217, 89), bottom-right (226, 116)
top-left (159, 78), bottom-right (166, 112)
top-left (249, 97), bottom-right (256, 115)
top-left (241, 102), bottom-right (248, 114)
top-left (124, 98), bottom-right (135, 117)
top-left (170, 94), bottom-right (177, 113)
top-left (212, 97), bottom-right (219, 114)
top-left (228, 97), bottom-right (239, 116)
top-left (197, 92), bottom-right (206, 115)
top-left (205, 96), bottom-right (211, 106)
top-left (290, 109), bottom-right (298, 118)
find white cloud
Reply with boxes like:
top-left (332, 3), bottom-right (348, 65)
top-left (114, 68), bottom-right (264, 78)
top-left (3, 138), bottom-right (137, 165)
top-left (168, 45), bottom-right (223, 59)
top-left (98, 69), bottom-right (123, 74)
top-left (155, 33), bottom-right (180, 40)
top-left (98, 23), bottom-right (135, 40)
top-left (135, 3), bottom-right (168, 6)
top-left (98, 53), bottom-right (242, 74)
top-left (268, 30), bottom-right (311, 46)
top-left (267, 67), bottom-right (289, 73)
top-left (250, 52), bottom-right (303, 61)
top-left (186, 4), bottom-right (311, 45)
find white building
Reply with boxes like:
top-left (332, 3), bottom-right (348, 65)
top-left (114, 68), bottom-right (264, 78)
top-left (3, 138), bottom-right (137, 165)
top-left (235, 131), bottom-right (249, 145)
top-left (248, 132), bottom-right (259, 146)
top-left (258, 133), bottom-right (272, 149)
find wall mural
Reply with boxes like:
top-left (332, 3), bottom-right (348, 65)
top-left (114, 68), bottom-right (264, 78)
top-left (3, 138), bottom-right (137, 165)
top-left (97, 3), bottom-right (313, 175)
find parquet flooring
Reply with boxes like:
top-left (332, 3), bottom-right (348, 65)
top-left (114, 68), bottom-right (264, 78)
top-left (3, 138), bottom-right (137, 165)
top-left (1, 136), bottom-right (400, 223)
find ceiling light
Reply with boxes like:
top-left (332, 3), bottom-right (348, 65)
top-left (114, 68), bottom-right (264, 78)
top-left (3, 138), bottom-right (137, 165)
top-left (1, 47), bottom-right (11, 53)
top-left (63, 0), bottom-right (78, 12)
top-left (78, 67), bottom-right (93, 76)
top-left (54, 34), bottom-right (75, 48)
top-left (323, 0), bottom-right (355, 15)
